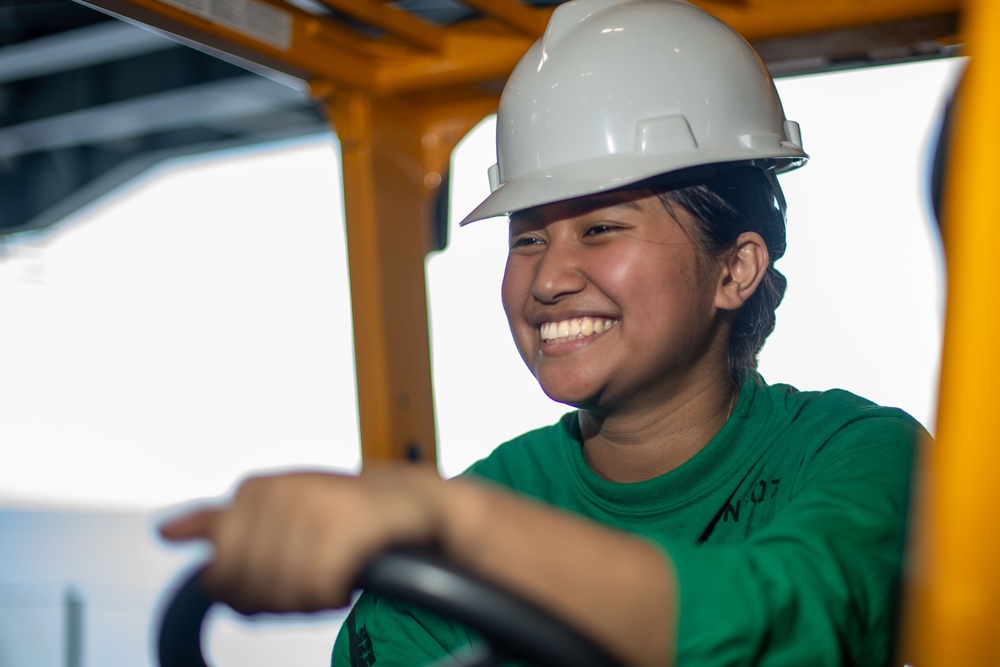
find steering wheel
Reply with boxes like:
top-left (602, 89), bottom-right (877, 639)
top-left (157, 547), bottom-right (624, 667)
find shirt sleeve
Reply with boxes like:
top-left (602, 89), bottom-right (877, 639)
top-left (667, 413), bottom-right (922, 666)
top-left (332, 590), bottom-right (480, 667)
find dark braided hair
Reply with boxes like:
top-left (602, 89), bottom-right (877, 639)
top-left (651, 165), bottom-right (789, 380)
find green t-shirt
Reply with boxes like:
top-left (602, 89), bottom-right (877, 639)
top-left (334, 377), bottom-right (923, 666)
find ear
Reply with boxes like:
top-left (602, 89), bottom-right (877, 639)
top-left (714, 232), bottom-right (770, 311)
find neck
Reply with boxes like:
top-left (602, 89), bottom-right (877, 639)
top-left (578, 375), bottom-right (739, 483)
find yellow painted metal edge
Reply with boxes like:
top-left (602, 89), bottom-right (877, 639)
top-left (312, 0), bottom-right (445, 52)
top-left (696, 0), bottom-right (961, 41)
top-left (460, 0), bottom-right (550, 37)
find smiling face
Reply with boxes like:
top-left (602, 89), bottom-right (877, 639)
top-left (501, 189), bottom-right (733, 414)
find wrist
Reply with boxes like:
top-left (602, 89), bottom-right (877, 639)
top-left (437, 476), bottom-right (493, 564)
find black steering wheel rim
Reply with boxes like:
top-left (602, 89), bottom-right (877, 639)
top-left (158, 548), bottom-right (624, 667)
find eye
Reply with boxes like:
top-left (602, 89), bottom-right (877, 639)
top-left (584, 223), bottom-right (621, 236)
top-left (509, 234), bottom-right (544, 250)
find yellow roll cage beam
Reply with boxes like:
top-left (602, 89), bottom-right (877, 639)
top-left (74, 0), bottom-right (1000, 661)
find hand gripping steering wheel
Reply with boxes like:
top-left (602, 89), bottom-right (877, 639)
top-left (157, 548), bottom-right (624, 667)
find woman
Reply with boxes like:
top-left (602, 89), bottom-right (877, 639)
top-left (161, 2), bottom-right (924, 665)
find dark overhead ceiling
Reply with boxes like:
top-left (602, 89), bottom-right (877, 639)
top-left (0, 0), bottom-right (328, 236)
top-left (0, 0), bottom-right (959, 236)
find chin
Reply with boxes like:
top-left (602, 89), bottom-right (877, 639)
top-left (534, 367), bottom-right (614, 410)
top-left (539, 385), bottom-right (601, 411)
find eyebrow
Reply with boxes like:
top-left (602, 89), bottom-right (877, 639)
top-left (509, 193), bottom-right (646, 227)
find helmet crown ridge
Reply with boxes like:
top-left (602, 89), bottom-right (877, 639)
top-left (540, 0), bottom-right (637, 46)
top-left (460, 0), bottom-right (808, 226)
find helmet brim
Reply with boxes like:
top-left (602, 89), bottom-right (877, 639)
top-left (459, 151), bottom-right (807, 226)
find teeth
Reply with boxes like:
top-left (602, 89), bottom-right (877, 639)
top-left (540, 317), bottom-right (617, 343)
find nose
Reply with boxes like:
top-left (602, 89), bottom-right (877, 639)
top-left (531, 238), bottom-right (586, 304)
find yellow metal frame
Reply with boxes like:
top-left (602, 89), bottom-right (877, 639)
top-left (315, 87), bottom-right (498, 463)
top-left (74, 0), bottom-right (1000, 660)
top-left (83, 0), bottom-right (540, 95)
top-left (899, 0), bottom-right (1000, 662)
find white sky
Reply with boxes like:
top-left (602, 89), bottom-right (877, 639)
top-left (0, 57), bottom-right (961, 511)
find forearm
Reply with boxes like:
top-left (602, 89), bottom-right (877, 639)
top-left (436, 477), bottom-right (677, 667)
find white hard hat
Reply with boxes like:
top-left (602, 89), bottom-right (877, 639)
top-left (460, 0), bottom-right (808, 225)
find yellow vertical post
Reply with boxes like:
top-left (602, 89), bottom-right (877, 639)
top-left (899, 0), bottom-right (1000, 663)
top-left (315, 86), bottom-right (496, 466)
